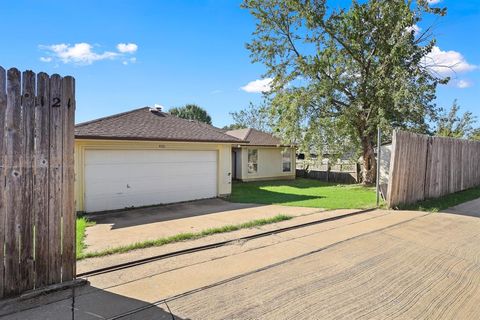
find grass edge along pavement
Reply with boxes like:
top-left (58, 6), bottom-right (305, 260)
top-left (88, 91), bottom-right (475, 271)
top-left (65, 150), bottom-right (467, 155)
top-left (76, 216), bottom-right (96, 259)
top-left (76, 214), bottom-right (292, 260)
top-left (398, 185), bottom-right (480, 212)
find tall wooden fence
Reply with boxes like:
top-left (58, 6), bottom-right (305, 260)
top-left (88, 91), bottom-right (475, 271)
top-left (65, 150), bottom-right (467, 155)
top-left (387, 130), bottom-right (480, 208)
top-left (0, 67), bottom-right (75, 298)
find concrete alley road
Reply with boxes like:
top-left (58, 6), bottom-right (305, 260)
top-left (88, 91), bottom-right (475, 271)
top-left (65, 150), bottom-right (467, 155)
top-left (5, 208), bottom-right (480, 319)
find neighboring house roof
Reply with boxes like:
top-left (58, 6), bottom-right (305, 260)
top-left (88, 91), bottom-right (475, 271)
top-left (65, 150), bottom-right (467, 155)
top-left (75, 107), bottom-right (242, 143)
top-left (225, 128), bottom-right (288, 146)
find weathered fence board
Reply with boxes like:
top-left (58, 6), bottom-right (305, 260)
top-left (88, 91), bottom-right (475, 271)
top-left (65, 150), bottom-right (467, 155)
top-left (4, 68), bottom-right (23, 296)
top-left (34, 72), bottom-right (51, 288)
top-left (48, 75), bottom-right (63, 285)
top-left (61, 76), bottom-right (76, 281)
top-left (0, 67), bottom-right (6, 298)
top-left (20, 70), bottom-right (35, 292)
top-left (387, 130), bottom-right (480, 207)
top-left (0, 67), bottom-right (76, 299)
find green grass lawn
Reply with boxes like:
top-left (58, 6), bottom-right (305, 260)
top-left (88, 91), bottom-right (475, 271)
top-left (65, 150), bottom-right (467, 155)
top-left (229, 178), bottom-right (377, 209)
top-left (399, 186), bottom-right (480, 212)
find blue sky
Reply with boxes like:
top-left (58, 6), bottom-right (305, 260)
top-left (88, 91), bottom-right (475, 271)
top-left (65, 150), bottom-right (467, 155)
top-left (0, 0), bottom-right (478, 127)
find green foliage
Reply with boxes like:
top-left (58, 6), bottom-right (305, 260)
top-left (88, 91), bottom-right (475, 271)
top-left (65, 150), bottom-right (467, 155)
top-left (435, 100), bottom-right (478, 139)
top-left (243, 0), bottom-right (447, 184)
top-left (470, 129), bottom-right (480, 141)
top-left (227, 102), bottom-right (271, 132)
top-left (169, 104), bottom-right (212, 125)
top-left (229, 178), bottom-right (377, 209)
top-left (222, 123), bottom-right (247, 130)
top-left (77, 214), bottom-right (292, 260)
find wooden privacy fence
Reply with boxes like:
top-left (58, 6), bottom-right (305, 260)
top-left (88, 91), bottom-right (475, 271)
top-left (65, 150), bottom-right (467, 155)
top-left (387, 130), bottom-right (480, 208)
top-left (296, 159), bottom-right (359, 184)
top-left (0, 67), bottom-right (75, 298)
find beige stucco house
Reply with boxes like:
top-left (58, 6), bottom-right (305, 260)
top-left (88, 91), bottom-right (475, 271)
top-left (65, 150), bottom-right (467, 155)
top-left (74, 107), bottom-right (297, 213)
top-left (225, 128), bottom-right (296, 182)
top-left (74, 107), bottom-right (241, 213)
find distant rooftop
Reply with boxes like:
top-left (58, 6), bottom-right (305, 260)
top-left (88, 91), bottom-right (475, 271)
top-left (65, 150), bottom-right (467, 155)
top-left (225, 128), bottom-right (289, 146)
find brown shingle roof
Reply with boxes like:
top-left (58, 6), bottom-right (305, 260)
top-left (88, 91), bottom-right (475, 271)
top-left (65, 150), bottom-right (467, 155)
top-left (225, 128), bottom-right (287, 146)
top-left (75, 107), bottom-right (242, 143)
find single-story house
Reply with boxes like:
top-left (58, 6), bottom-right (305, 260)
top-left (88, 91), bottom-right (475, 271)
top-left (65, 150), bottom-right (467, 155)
top-left (225, 128), bottom-right (296, 182)
top-left (74, 107), bottom-right (242, 213)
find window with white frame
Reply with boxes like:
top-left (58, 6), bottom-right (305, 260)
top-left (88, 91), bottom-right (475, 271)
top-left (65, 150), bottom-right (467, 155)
top-left (248, 149), bottom-right (258, 174)
top-left (282, 149), bottom-right (292, 172)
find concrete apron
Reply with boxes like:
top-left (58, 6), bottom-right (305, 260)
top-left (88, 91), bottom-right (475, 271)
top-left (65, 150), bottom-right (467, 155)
top-left (84, 200), bottom-right (321, 253)
top-left (5, 209), bottom-right (428, 319)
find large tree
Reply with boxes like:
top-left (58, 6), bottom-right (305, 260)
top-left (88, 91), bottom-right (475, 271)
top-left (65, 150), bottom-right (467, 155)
top-left (435, 100), bottom-right (477, 139)
top-left (470, 129), bottom-right (480, 141)
top-left (169, 104), bottom-right (212, 125)
top-left (243, 0), bottom-right (447, 184)
top-left (224, 102), bottom-right (271, 132)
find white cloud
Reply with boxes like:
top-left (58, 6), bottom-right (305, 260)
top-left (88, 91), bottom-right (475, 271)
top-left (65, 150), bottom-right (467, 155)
top-left (40, 42), bottom-right (139, 65)
top-left (424, 46), bottom-right (477, 76)
top-left (117, 43), bottom-right (138, 53)
top-left (241, 78), bottom-right (273, 93)
top-left (427, 0), bottom-right (442, 4)
top-left (40, 43), bottom-right (119, 65)
top-left (406, 24), bottom-right (421, 35)
top-left (456, 80), bottom-right (472, 89)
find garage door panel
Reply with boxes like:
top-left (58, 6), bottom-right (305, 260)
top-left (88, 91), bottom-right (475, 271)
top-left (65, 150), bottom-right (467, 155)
top-left (86, 175), bottom-right (217, 197)
top-left (85, 149), bottom-right (217, 165)
top-left (84, 149), bottom-right (218, 212)
top-left (86, 187), bottom-right (216, 210)
top-left (85, 163), bottom-right (216, 183)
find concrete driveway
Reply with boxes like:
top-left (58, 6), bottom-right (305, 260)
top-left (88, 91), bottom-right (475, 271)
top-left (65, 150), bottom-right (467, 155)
top-left (84, 198), bottom-right (320, 253)
top-left (442, 197), bottom-right (480, 217)
top-left (6, 207), bottom-right (480, 319)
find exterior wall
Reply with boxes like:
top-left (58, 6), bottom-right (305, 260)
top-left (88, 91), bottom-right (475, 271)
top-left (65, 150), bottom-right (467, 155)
top-left (75, 139), bottom-right (233, 212)
top-left (237, 146), bottom-right (296, 182)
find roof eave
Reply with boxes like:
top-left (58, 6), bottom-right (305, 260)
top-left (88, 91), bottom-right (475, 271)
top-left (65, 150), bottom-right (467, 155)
top-left (74, 135), bottom-right (243, 144)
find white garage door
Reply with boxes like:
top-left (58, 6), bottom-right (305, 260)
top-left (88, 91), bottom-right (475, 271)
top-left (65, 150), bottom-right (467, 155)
top-left (84, 149), bottom-right (218, 212)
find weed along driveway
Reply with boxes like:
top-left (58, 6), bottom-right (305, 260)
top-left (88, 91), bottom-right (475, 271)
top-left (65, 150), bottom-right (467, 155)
top-left (80, 198), bottom-right (320, 258)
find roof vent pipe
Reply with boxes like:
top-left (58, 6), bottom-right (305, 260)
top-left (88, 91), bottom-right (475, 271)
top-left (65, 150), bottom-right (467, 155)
top-left (149, 104), bottom-right (163, 113)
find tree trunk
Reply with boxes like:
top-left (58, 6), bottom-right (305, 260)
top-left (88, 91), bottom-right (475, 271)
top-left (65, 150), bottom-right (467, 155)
top-left (361, 137), bottom-right (376, 185)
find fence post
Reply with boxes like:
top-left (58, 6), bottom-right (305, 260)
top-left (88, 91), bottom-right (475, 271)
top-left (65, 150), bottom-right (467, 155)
top-left (376, 127), bottom-right (382, 207)
top-left (326, 160), bottom-right (330, 182)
